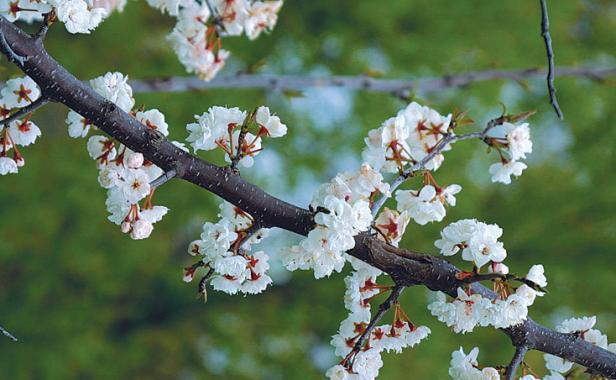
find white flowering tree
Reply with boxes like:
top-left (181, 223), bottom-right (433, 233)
top-left (1, 1), bottom-right (615, 379)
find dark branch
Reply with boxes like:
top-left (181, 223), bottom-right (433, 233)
top-left (505, 345), bottom-right (528, 380)
top-left (348, 285), bottom-right (405, 367)
top-left (1, 16), bottom-right (615, 378)
top-left (539, 0), bottom-right (564, 119)
top-left (0, 97), bottom-right (50, 127)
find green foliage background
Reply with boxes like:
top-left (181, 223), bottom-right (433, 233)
top-left (1, 1), bottom-right (615, 379)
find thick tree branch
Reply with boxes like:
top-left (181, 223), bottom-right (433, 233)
top-left (1, 17), bottom-right (615, 378)
top-left (117, 67), bottom-right (616, 95)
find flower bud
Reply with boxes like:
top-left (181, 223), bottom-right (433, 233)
top-left (126, 152), bottom-right (144, 169)
top-left (121, 221), bottom-right (131, 233)
top-left (130, 219), bottom-right (153, 239)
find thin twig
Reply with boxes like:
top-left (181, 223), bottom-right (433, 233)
top-left (203, 0), bottom-right (225, 34)
top-left (0, 97), bottom-right (50, 127)
top-left (230, 109), bottom-right (256, 170)
top-left (505, 346), bottom-right (529, 380)
top-left (0, 324), bottom-right (18, 342)
top-left (539, 0), bottom-right (563, 119)
top-left (150, 169), bottom-right (177, 188)
top-left (346, 285), bottom-right (405, 369)
top-left (33, 12), bottom-right (53, 41)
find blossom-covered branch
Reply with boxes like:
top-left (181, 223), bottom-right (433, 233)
top-left (2, 15), bottom-right (615, 379)
top-left (118, 66), bottom-right (616, 95)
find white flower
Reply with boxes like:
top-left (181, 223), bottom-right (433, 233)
top-left (504, 122), bottom-right (532, 161)
top-left (544, 354), bottom-right (573, 374)
top-left (396, 184), bottom-right (461, 225)
top-left (130, 219), bottom-right (153, 240)
top-left (244, 1), bottom-right (283, 40)
top-left (583, 329), bottom-right (608, 349)
top-left (119, 169), bottom-right (151, 203)
top-left (525, 264), bottom-right (547, 288)
top-left (373, 208), bottom-right (410, 247)
top-left (66, 111), bottom-right (93, 138)
top-left (325, 365), bottom-right (349, 380)
top-left (491, 294), bottom-right (528, 328)
top-left (489, 161), bottom-right (527, 184)
top-left (210, 275), bottom-right (243, 295)
top-left (435, 219), bottom-right (477, 256)
top-left (1, 76), bottom-right (41, 108)
top-left (213, 255), bottom-right (248, 279)
top-left (90, 72), bottom-right (134, 112)
top-left (50, 0), bottom-right (107, 34)
top-left (487, 262), bottom-right (509, 275)
top-left (140, 206), bottom-right (169, 223)
top-left (0, 156), bottom-right (18, 175)
top-left (199, 219), bottom-right (239, 260)
top-left (225, 130), bottom-right (262, 168)
top-left (515, 284), bottom-right (538, 306)
top-left (87, 135), bottom-right (116, 162)
top-left (462, 222), bottom-right (506, 269)
top-left (556, 316), bottom-right (596, 334)
top-left (126, 152), bottom-right (144, 169)
top-left (135, 109), bottom-right (169, 136)
top-left (97, 164), bottom-right (124, 189)
top-left (145, 0), bottom-right (186, 15)
top-left (362, 115), bottom-right (410, 173)
top-left (211, 0), bottom-right (248, 36)
top-left (255, 106), bottom-right (287, 137)
top-left (186, 106), bottom-right (246, 152)
top-left (218, 201), bottom-right (253, 230)
top-left (8, 119), bottom-right (41, 146)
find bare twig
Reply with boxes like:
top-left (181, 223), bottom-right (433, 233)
top-left (33, 12), bottom-right (53, 41)
top-left (505, 346), bottom-right (529, 380)
top-left (539, 0), bottom-right (563, 119)
top-left (150, 169), bottom-right (177, 188)
top-left (0, 324), bottom-right (18, 342)
top-left (121, 66), bottom-right (616, 94)
top-left (0, 97), bottom-right (50, 127)
top-left (203, 0), bottom-right (225, 34)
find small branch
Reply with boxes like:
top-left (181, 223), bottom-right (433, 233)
top-left (0, 97), bottom-right (50, 127)
top-left (539, 0), bottom-right (563, 119)
top-left (0, 324), bottom-right (18, 342)
top-left (0, 31), bottom-right (26, 66)
top-left (505, 346), bottom-right (529, 380)
top-left (230, 109), bottom-right (256, 170)
top-left (346, 285), bottom-right (405, 368)
top-left (149, 169), bottom-right (177, 188)
top-left (203, 0), bottom-right (225, 34)
top-left (33, 12), bottom-right (53, 41)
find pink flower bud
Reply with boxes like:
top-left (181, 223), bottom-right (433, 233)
top-left (126, 152), bottom-right (144, 169)
top-left (130, 219), bottom-right (153, 239)
top-left (121, 221), bottom-right (131, 233)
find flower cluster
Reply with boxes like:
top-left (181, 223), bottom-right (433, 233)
top-left (486, 122), bottom-right (533, 184)
top-left (186, 105), bottom-right (286, 167)
top-left (0, 76), bottom-right (42, 175)
top-left (1, 0), bottom-right (125, 34)
top-left (159, 0), bottom-right (283, 80)
top-left (396, 182), bottom-right (461, 225)
top-left (362, 102), bottom-right (453, 174)
top-left (68, 72), bottom-right (176, 239)
top-left (326, 260), bottom-right (431, 380)
top-left (281, 164), bottom-right (388, 278)
top-left (186, 202), bottom-right (272, 296)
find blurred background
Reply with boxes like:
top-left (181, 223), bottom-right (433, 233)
top-left (1, 0), bottom-right (615, 378)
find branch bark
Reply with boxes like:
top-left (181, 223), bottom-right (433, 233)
top-left (1, 17), bottom-right (615, 378)
top-left (116, 67), bottom-right (616, 95)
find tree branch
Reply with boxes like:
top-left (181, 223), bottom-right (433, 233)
top-left (539, 0), bottom-right (564, 119)
top-left (111, 67), bottom-right (616, 95)
top-left (0, 97), bottom-right (50, 127)
top-left (505, 345), bottom-right (528, 380)
top-left (1, 16), bottom-right (615, 378)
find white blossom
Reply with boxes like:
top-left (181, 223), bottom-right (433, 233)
top-left (489, 160), bottom-right (527, 184)
top-left (0, 156), bottom-right (18, 175)
top-left (90, 72), bottom-right (134, 112)
top-left (186, 106), bottom-right (246, 152)
top-left (135, 109), bottom-right (169, 136)
top-left (8, 119), bottom-right (41, 146)
top-left (1, 76), bottom-right (41, 108)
